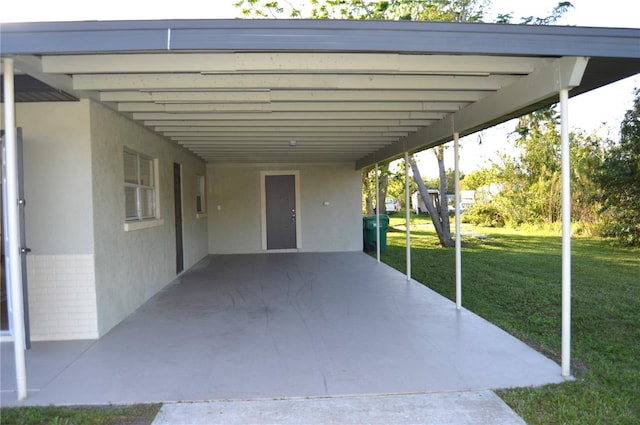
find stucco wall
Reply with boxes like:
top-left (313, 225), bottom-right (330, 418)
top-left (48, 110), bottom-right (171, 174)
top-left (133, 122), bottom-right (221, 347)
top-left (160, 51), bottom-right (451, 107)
top-left (3, 101), bottom-right (94, 254)
top-left (2, 100), bottom-right (99, 340)
top-left (89, 101), bottom-right (208, 336)
top-left (208, 163), bottom-right (362, 254)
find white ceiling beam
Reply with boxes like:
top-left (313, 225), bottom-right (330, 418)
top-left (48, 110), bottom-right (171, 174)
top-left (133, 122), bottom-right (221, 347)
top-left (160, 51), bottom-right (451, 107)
top-left (163, 132), bottom-right (408, 141)
top-left (200, 157), bottom-right (360, 162)
top-left (185, 141), bottom-right (390, 146)
top-left (11, 55), bottom-right (99, 102)
top-left (119, 103), bottom-right (165, 112)
top-left (145, 119), bottom-right (433, 127)
top-left (120, 103), bottom-right (267, 112)
top-left (184, 150), bottom-right (388, 156)
top-left (118, 101), bottom-right (464, 113)
top-left (203, 156), bottom-right (359, 162)
top-left (133, 111), bottom-right (444, 121)
top-left (356, 57), bottom-right (590, 169)
top-left (184, 151), bottom-right (387, 156)
top-left (101, 90), bottom-right (487, 103)
top-left (43, 53), bottom-right (541, 74)
top-left (155, 126), bottom-right (417, 133)
top-left (170, 134), bottom-right (398, 144)
top-left (270, 90), bottom-right (486, 103)
top-left (178, 136), bottom-right (398, 146)
top-left (189, 152), bottom-right (375, 158)
top-left (164, 131), bottom-right (409, 138)
top-left (193, 147), bottom-right (369, 152)
top-left (201, 151), bottom-right (359, 156)
top-left (181, 144), bottom-right (392, 150)
top-left (100, 91), bottom-right (153, 102)
top-left (74, 73), bottom-right (516, 91)
top-left (153, 91), bottom-right (272, 103)
top-left (189, 146), bottom-right (378, 150)
top-left (185, 149), bottom-right (378, 155)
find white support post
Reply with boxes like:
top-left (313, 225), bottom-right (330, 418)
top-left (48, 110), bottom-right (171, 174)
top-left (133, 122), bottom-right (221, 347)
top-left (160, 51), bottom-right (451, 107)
top-left (454, 133), bottom-right (462, 310)
top-left (3, 58), bottom-right (28, 400)
top-left (405, 151), bottom-right (411, 281)
top-left (560, 88), bottom-right (572, 377)
top-left (375, 163), bottom-right (380, 263)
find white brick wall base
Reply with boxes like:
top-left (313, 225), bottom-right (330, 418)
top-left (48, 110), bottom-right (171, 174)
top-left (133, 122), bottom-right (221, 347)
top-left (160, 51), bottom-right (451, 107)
top-left (26, 254), bottom-right (99, 340)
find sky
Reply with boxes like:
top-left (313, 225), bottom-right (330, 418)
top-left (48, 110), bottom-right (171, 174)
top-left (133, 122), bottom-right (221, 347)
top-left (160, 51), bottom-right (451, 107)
top-left (1, 0), bottom-right (639, 176)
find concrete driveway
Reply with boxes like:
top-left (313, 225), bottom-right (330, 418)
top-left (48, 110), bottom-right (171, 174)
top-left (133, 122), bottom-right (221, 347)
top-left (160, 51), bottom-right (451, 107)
top-left (2, 252), bottom-right (566, 407)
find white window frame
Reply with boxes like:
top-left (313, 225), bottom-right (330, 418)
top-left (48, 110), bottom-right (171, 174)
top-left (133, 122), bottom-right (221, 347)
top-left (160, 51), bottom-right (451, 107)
top-left (196, 174), bottom-right (207, 218)
top-left (123, 148), bottom-right (163, 231)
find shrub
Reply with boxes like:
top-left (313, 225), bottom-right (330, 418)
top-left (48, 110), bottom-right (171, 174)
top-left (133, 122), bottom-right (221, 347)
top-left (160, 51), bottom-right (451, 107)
top-left (464, 203), bottom-right (505, 227)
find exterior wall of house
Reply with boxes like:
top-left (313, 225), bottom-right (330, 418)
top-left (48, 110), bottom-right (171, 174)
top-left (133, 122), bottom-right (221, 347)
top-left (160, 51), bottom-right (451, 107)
top-left (89, 101), bottom-right (208, 336)
top-left (207, 162), bottom-right (362, 254)
top-left (2, 99), bottom-right (208, 340)
top-left (2, 100), bottom-right (99, 340)
top-left (4, 99), bottom-right (358, 339)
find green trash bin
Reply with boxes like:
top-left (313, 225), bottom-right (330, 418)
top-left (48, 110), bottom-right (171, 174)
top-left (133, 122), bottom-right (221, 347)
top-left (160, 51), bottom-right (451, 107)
top-left (363, 215), bottom-right (389, 252)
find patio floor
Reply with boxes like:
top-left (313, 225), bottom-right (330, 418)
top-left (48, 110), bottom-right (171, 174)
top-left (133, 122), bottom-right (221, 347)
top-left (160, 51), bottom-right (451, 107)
top-left (1, 252), bottom-right (566, 407)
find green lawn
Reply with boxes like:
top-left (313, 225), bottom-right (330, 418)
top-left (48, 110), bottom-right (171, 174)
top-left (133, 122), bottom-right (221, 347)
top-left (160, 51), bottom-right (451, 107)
top-left (381, 212), bottom-right (640, 425)
top-left (0, 404), bottom-right (161, 425)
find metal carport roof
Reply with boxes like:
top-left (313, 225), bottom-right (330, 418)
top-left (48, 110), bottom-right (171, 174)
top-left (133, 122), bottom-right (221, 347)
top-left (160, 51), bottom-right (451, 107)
top-left (2, 19), bottom-right (639, 168)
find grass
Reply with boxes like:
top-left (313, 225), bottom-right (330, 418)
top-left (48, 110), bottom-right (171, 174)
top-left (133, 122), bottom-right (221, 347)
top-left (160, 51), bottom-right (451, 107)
top-left (0, 404), bottom-right (161, 425)
top-left (381, 212), bottom-right (640, 424)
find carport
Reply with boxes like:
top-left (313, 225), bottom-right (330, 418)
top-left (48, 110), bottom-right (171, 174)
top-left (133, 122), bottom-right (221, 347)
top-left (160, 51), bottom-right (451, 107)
top-left (1, 19), bottom-right (639, 402)
top-left (2, 252), bottom-right (565, 406)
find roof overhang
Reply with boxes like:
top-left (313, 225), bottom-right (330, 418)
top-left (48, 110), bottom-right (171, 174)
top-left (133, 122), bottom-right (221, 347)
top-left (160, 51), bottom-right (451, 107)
top-left (1, 20), bottom-right (639, 169)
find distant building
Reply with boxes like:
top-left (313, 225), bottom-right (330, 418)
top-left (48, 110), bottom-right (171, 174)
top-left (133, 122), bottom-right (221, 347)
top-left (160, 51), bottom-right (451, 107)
top-left (411, 190), bottom-right (439, 214)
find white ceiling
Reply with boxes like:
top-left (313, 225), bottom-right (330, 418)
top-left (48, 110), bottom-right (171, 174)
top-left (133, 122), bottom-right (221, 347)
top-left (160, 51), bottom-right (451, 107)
top-left (19, 52), bottom-right (549, 165)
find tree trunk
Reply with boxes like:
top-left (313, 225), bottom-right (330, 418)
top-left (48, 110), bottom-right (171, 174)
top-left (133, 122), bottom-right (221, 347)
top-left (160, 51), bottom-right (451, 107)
top-left (363, 165), bottom-right (389, 215)
top-left (377, 170), bottom-right (389, 214)
top-left (409, 154), bottom-right (455, 247)
top-left (435, 146), bottom-right (453, 242)
top-left (363, 171), bottom-right (374, 215)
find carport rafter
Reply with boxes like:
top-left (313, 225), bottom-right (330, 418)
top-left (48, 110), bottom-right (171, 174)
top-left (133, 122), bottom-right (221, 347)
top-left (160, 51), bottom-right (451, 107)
top-left (72, 73), bottom-right (517, 92)
top-left (42, 53), bottom-right (544, 75)
top-left (356, 56), bottom-right (590, 169)
top-left (117, 101), bottom-right (466, 113)
top-left (101, 90), bottom-right (489, 104)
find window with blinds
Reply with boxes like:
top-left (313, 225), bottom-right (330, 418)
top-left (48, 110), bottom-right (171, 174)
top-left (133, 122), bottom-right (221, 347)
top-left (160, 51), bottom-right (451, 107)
top-left (196, 175), bottom-right (206, 214)
top-left (124, 148), bottom-right (156, 221)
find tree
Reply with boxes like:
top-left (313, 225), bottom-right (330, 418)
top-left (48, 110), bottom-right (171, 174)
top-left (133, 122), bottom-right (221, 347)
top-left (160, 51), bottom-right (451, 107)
top-left (424, 166), bottom-right (462, 194)
top-left (461, 165), bottom-right (499, 191)
top-left (464, 107), bottom-right (564, 227)
top-left (495, 1), bottom-right (573, 24)
top-left (362, 165), bottom-right (391, 215)
top-left (465, 106), bottom-right (607, 229)
top-left (595, 88), bottom-right (640, 246)
top-left (235, 0), bottom-right (488, 21)
top-left (410, 155), bottom-right (455, 246)
top-left (513, 106), bottom-right (563, 224)
top-left (385, 160), bottom-right (417, 210)
top-left (570, 130), bottom-right (606, 230)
